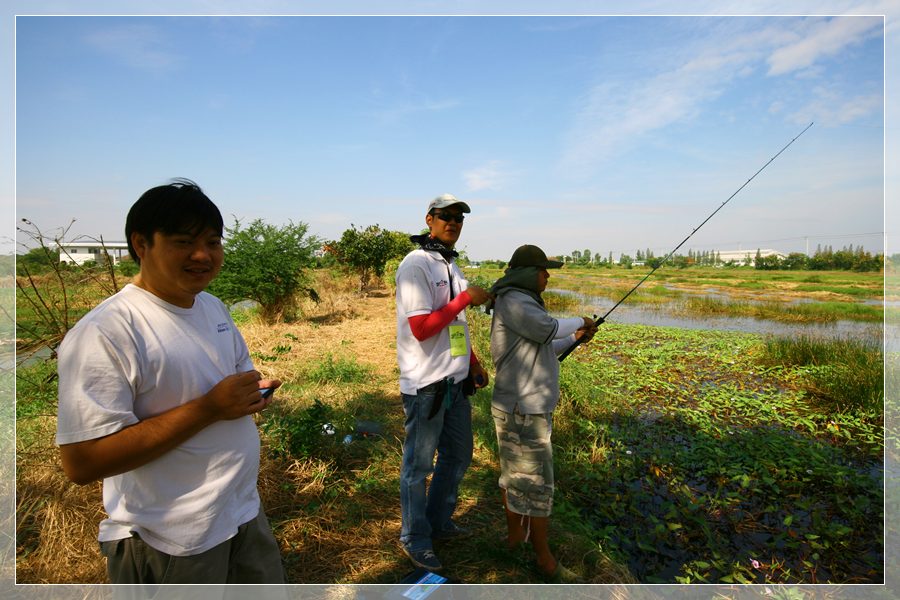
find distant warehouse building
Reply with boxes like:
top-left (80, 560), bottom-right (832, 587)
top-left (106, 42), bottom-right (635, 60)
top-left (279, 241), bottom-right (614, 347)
top-left (716, 249), bottom-right (786, 266)
top-left (54, 240), bottom-right (130, 266)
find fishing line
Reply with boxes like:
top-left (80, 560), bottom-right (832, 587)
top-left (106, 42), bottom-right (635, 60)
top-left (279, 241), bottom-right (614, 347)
top-left (558, 121), bottom-right (814, 362)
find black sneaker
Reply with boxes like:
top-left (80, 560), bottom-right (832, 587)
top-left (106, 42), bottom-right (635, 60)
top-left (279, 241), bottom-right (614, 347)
top-left (432, 521), bottom-right (471, 540)
top-left (402, 546), bottom-right (443, 571)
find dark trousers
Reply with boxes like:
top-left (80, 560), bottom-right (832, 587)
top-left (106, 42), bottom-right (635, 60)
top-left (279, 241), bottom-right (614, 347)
top-left (100, 510), bottom-right (285, 586)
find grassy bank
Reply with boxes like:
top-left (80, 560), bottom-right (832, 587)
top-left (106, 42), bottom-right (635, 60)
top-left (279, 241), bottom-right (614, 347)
top-left (15, 269), bottom-right (884, 584)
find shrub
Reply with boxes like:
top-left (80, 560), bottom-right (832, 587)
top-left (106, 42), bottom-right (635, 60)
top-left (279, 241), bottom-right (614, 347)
top-left (327, 225), bottom-right (414, 291)
top-left (208, 218), bottom-right (320, 323)
top-left (260, 398), bottom-right (350, 459)
top-left (306, 354), bottom-right (372, 385)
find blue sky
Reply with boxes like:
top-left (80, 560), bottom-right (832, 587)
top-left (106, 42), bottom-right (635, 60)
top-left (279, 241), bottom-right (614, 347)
top-left (10, 7), bottom-right (891, 263)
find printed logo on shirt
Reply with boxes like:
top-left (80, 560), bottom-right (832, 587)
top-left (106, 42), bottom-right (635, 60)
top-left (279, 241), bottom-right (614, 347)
top-left (435, 279), bottom-right (449, 289)
top-left (217, 322), bottom-right (230, 333)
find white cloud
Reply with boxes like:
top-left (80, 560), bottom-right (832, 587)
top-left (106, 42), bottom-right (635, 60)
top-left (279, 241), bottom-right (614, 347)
top-left (558, 17), bottom-right (883, 179)
top-left (559, 63), bottom-right (732, 178)
top-left (372, 97), bottom-right (460, 125)
top-left (767, 16), bottom-right (882, 76)
top-left (368, 69), bottom-right (459, 122)
top-left (788, 88), bottom-right (882, 126)
top-left (84, 24), bottom-right (181, 72)
top-left (463, 160), bottom-right (510, 192)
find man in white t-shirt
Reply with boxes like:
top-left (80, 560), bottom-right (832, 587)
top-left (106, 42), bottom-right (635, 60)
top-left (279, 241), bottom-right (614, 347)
top-left (56, 179), bottom-right (285, 585)
top-left (394, 193), bottom-right (492, 572)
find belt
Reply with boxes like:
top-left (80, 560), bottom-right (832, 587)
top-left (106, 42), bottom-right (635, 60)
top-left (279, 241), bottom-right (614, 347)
top-left (427, 377), bottom-right (455, 420)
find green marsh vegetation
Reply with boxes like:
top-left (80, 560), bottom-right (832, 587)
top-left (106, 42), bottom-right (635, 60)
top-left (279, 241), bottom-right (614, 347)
top-left (542, 323), bottom-right (882, 584)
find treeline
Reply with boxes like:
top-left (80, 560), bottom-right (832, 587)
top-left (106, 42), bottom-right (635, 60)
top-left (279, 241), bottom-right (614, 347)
top-left (479, 245), bottom-right (885, 272)
top-left (754, 246), bottom-right (883, 272)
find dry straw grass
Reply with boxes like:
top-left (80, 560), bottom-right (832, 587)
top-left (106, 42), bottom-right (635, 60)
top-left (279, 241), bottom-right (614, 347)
top-left (15, 271), bottom-right (636, 585)
top-left (16, 439), bottom-right (107, 583)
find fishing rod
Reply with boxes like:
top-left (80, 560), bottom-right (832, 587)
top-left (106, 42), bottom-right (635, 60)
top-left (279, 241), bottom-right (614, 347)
top-left (558, 121), bottom-right (814, 363)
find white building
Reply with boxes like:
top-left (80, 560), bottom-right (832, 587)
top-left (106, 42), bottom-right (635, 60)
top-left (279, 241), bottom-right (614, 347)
top-left (54, 240), bottom-right (130, 266)
top-left (716, 249), bottom-right (787, 265)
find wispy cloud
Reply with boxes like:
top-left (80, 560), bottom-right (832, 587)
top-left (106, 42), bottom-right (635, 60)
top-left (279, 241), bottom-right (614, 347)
top-left (767, 17), bottom-right (882, 76)
top-left (84, 24), bottom-right (181, 72)
top-left (789, 87), bottom-right (882, 126)
top-left (369, 67), bottom-right (461, 124)
top-left (559, 59), bottom-right (738, 177)
top-left (372, 97), bottom-right (460, 125)
top-left (558, 17), bottom-right (883, 179)
top-left (463, 160), bottom-right (512, 192)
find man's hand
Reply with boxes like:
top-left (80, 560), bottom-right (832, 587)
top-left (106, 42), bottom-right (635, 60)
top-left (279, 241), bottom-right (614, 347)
top-left (471, 362), bottom-right (490, 389)
top-left (575, 316), bottom-right (599, 343)
top-left (466, 285), bottom-right (494, 306)
top-left (200, 371), bottom-right (280, 420)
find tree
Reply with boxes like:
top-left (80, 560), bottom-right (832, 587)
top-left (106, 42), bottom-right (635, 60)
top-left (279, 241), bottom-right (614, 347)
top-left (755, 253), bottom-right (782, 270)
top-left (16, 246), bottom-right (61, 276)
top-left (329, 224), bottom-right (415, 290)
top-left (208, 218), bottom-right (320, 323)
top-left (782, 252), bottom-right (808, 270)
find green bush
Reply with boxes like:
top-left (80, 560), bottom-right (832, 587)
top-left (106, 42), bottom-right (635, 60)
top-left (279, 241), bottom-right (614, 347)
top-left (306, 354), bottom-right (372, 385)
top-left (328, 224), bottom-right (414, 290)
top-left (208, 218), bottom-right (320, 323)
top-left (260, 398), bottom-right (350, 459)
top-left (116, 260), bottom-right (140, 277)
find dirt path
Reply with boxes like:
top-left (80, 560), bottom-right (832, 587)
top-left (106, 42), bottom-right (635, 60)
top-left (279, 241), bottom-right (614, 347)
top-left (239, 289), bottom-right (400, 385)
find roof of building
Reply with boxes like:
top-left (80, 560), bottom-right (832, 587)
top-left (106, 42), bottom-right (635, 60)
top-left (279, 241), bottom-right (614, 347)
top-left (54, 240), bottom-right (129, 249)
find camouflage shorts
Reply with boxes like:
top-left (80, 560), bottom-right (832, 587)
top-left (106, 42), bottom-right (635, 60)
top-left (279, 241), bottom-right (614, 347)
top-left (491, 406), bottom-right (554, 517)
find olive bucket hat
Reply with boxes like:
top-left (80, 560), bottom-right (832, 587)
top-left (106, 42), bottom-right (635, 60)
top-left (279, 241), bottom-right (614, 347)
top-left (508, 244), bottom-right (564, 269)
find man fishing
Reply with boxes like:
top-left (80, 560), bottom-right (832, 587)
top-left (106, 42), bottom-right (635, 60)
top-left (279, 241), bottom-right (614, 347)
top-left (488, 244), bottom-right (597, 582)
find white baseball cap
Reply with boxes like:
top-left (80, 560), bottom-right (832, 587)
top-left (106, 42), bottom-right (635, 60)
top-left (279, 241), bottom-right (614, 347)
top-left (427, 193), bottom-right (471, 214)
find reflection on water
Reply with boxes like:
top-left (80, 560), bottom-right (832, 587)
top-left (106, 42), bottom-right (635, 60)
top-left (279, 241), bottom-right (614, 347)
top-left (550, 289), bottom-right (887, 347)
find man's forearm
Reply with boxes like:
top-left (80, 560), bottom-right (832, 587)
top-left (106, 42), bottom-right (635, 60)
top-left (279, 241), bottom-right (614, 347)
top-left (407, 291), bottom-right (472, 341)
top-left (60, 397), bottom-right (218, 485)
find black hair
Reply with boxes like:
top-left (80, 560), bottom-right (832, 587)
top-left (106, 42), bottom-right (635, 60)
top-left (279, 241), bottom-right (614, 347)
top-left (125, 178), bottom-right (224, 264)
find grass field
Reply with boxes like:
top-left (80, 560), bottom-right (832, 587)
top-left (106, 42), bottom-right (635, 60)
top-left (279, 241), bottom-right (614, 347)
top-left (14, 266), bottom-right (886, 585)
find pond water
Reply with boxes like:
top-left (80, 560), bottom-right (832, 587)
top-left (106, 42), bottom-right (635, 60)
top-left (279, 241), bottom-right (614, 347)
top-left (550, 288), bottom-right (888, 347)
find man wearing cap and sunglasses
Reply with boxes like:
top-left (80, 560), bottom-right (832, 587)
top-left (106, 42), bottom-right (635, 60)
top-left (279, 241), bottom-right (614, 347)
top-left (395, 193), bottom-right (492, 572)
top-left (488, 244), bottom-right (598, 583)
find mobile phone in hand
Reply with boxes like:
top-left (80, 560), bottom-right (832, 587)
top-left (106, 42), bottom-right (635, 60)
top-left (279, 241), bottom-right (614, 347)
top-left (259, 387), bottom-right (275, 400)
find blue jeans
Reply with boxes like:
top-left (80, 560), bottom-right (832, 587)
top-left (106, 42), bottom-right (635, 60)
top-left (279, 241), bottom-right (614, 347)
top-left (399, 380), bottom-right (473, 552)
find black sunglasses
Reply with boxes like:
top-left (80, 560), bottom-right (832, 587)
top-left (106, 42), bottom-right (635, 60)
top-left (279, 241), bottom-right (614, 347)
top-left (432, 211), bottom-right (465, 223)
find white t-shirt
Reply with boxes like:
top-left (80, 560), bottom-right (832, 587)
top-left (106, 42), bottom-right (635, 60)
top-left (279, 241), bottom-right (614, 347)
top-left (56, 284), bottom-right (261, 556)
top-left (395, 249), bottom-right (471, 395)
